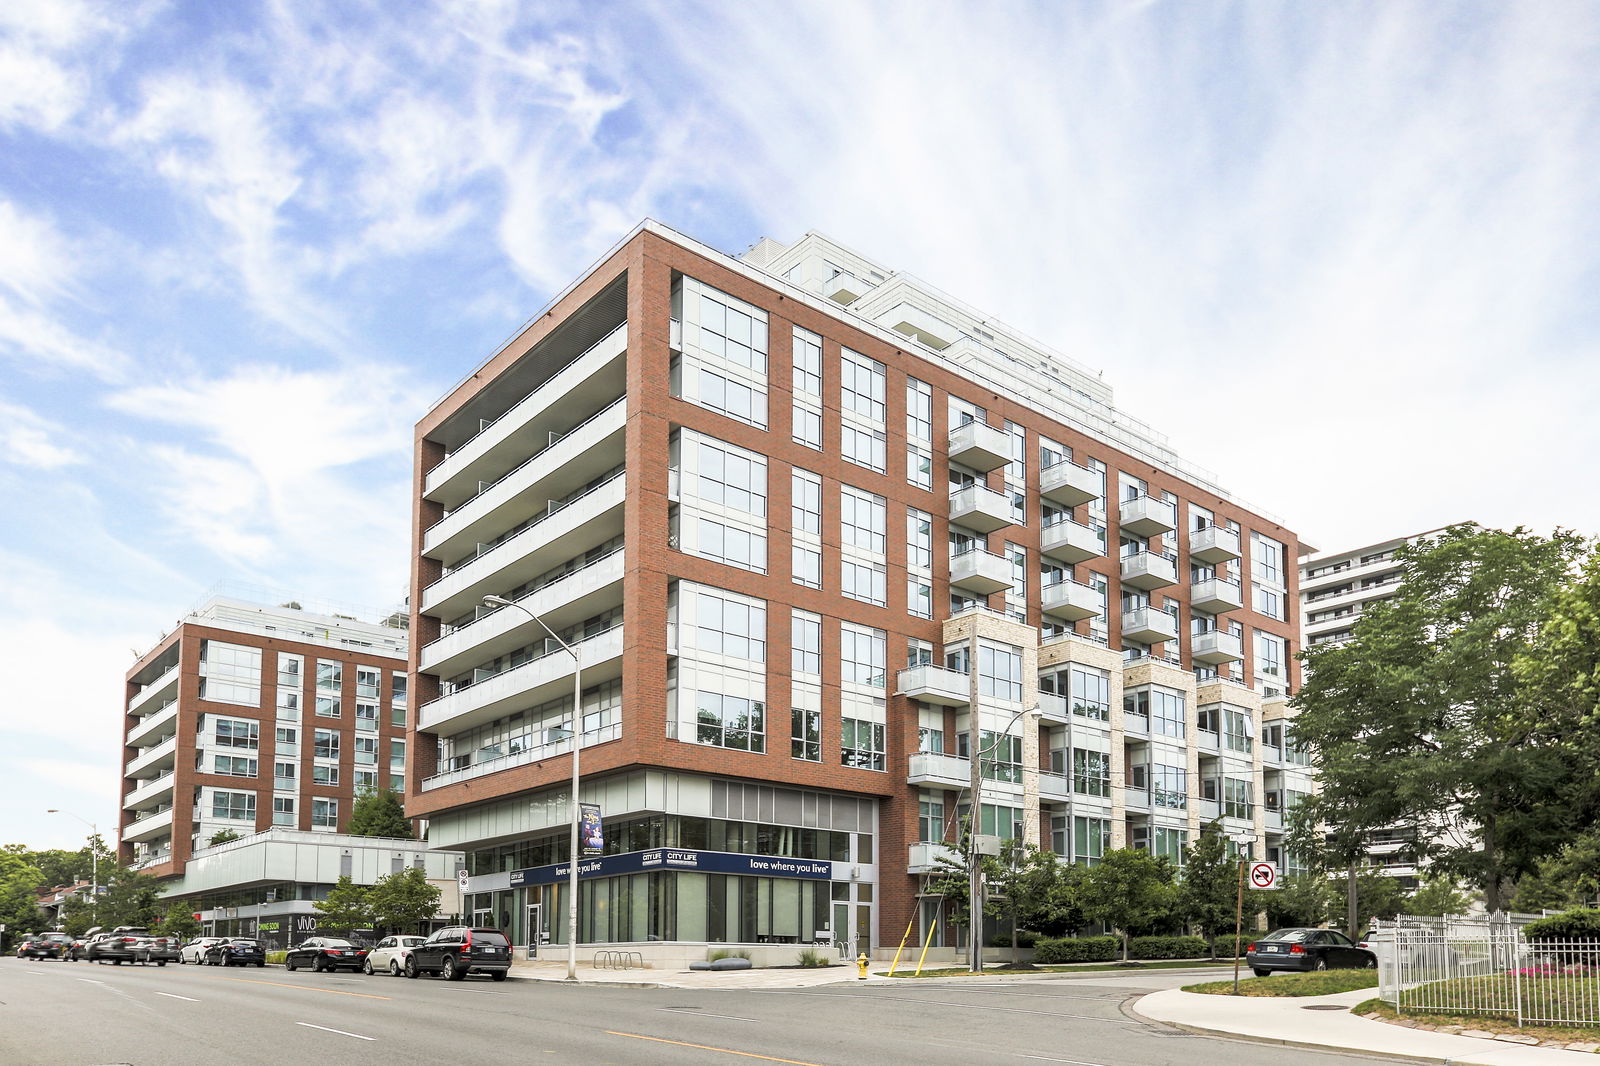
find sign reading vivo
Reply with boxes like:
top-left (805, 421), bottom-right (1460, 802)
top-left (509, 848), bottom-right (835, 887)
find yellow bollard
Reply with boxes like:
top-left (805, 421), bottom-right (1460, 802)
top-left (857, 952), bottom-right (869, 980)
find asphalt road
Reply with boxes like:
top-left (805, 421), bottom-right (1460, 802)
top-left (0, 957), bottom-right (1390, 1066)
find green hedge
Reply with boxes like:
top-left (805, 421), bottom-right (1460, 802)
top-left (1128, 935), bottom-right (1209, 959)
top-left (1523, 908), bottom-right (1600, 941)
top-left (1034, 936), bottom-right (1120, 963)
top-left (990, 931), bottom-right (1040, 948)
top-left (265, 951), bottom-right (287, 965)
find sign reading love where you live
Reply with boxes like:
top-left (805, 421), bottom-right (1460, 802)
top-left (508, 848), bottom-right (837, 887)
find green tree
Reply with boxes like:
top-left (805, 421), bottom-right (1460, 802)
top-left (95, 865), bottom-right (165, 929)
top-left (346, 789), bottom-right (413, 839)
top-left (990, 841), bottom-right (1063, 966)
top-left (1181, 827), bottom-right (1259, 957)
top-left (1510, 829), bottom-right (1600, 911)
top-left (208, 829), bottom-right (241, 847)
top-left (154, 901), bottom-right (203, 940)
top-left (368, 867), bottom-right (442, 936)
top-left (1406, 875), bottom-right (1471, 917)
top-left (1290, 525), bottom-right (1585, 913)
top-left (0, 847), bottom-right (46, 949)
top-left (1265, 875), bottom-right (1337, 929)
top-left (1352, 872), bottom-right (1407, 932)
top-left (1075, 848), bottom-right (1179, 961)
top-left (314, 876), bottom-right (373, 936)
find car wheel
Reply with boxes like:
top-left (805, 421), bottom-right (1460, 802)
top-left (285, 957), bottom-right (296, 972)
top-left (1252, 967), bottom-right (1270, 977)
top-left (157, 960), bottom-right (166, 967)
top-left (1314, 958), bottom-right (1328, 972)
top-left (313, 957), bottom-right (326, 973)
top-left (257, 962), bottom-right (265, 968)
top-left (390, 961), bottom-right (402, 977)
top-left (112, 959), bottom-right (122, 966)
top-left (491, 970), bottom-right (507, 983)
top-left (405, 957), bottom-right (420, 979)
top-left (362, 959), bottom-right (373, 975)
top-left (1365, 956), bottom-right (1378, 969)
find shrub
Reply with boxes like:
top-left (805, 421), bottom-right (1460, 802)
top-left (796, 948), bottom-right (829, 967)
top-left (1128, 935), bottom-right (1209, 959)
top-left (1524, 909), bottom-right (1600, 941)
top-left (990, 931), bottom-right (1040, 948)
top-left (1033, 936), bottom-right (1119, 963)
top-left (266, 951), bottom-right (287, 965)
top-left (709, 948), bottom-right (752, 962)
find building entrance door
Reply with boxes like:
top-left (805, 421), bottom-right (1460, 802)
top-left (832, 903), bottom-right (851, 959)
top-left (525, 904), bottom-right (542, 960)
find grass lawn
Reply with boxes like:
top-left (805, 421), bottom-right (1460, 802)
top-left (1183, 970), bottom-right (1379, 997)
top-left (886, 960), bottom-right (1235, 978)
top-left (1353, 997), bottom-right (1600, 1046)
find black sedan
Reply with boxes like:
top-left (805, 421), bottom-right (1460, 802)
top-left (1246, 928), bottom-right (1377, 976)
top-left (202, 939), bottom-right (265, 967)
top-left (283, 937), bottom-right (368, 973)
top-left (16, 934), bottom-right (72, 960)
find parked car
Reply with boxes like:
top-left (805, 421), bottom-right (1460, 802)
top-left (284, 937), bottom-right (368, 973)
top-left (63, 936), bottom-right (92, 961)
top-left (16, 933), bottom-right (73, 960)
top-left (364, 935), bottom-right (426, 976)
top-left (1247, 928), bottom-right (1377, 976)
top-left (87, 930), bottom-right (152, 965)
top-left (181, 936), bottom-right (229, 964)
top-left (404, 926), bottom-right (512, 981)
top-left (202, 939), bottom-right (265, 967)
top-left (131, 936), bottom-right (181, 966)
top-left (1358, 925), bottom-right (1460, 971)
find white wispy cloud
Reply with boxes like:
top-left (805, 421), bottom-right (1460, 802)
top-left (0, 397), bottom-right (82, 468)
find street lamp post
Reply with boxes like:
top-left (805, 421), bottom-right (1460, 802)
top-left (484, 594), bottom-right (582, 982)
top-left (46, 809), bottom-right (98, 918)
top-left (966, 705), bottom-right (1042, 975)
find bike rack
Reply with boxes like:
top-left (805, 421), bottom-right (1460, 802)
top-left (593, 949), bottom-right (645, 970)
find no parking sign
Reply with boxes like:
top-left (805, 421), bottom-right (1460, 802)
top-left (1249, 862), bottom-right (1280, 890)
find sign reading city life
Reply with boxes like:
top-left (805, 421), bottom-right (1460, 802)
top-left (1249, 862), bottom-right (1281, 890)
top-left (580, 803), bottom-right (604, 856)
top-left (509, 848), bottom-right (836, 888)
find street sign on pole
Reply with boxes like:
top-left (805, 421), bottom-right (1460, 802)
top-left (458, 868), bottom-right (470, 894)
top-left (1249, 862), bottom-right (1280, 891)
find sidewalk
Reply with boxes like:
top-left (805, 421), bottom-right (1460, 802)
top-left (507, 958), bottom-right (868, 989)
top-left (1133, 987), bottom-right (1600, 1065)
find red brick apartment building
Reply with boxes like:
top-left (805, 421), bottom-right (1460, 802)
top-left (407, 223), bottom-right (1306, 961)
top-left (120, 597), bottom-right (410, 878)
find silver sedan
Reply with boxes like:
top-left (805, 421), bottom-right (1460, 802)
top-left (363, 935), bottom-right (426, 976)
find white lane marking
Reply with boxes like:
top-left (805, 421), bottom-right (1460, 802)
top-left (896, 986), bottom-right (1110, 1002)
top-left (78, 978), bottom-right (106, 985)
top-left (155, 991), bottom-right (200, 1002)
top-left (25, 969), bottom-right (51, 974)
top-left (1017, 1057), bottom-right (1114, 1066)
top-left (657, 1008), bottom-right (756, 1022)
top-left (750, 989), bottom-right (1124, 1022)
top-left (459, 990), bottom-right (510, 996)
top-left (326, 978), bottom-right (362, 983)
top-left (296, 1022), bottom-right (374, 1041)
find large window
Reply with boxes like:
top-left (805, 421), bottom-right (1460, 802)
top-left (312, 798), bottom-right (337, 829)
top-left (791, 610), bottom-right (821, 676)
top-left (981, 731), bottom-right (1022, 783)
top-left (840, 487), bottom-right (887, 553)
top-left (1073, 749), bottom-right (1110, 797)
top-left (688, 586), bottom-right (767, 662)
top-left (841, 559), bottom-right (887, 607)
top-left (1126, 686), bottom-right (1185, 738)
top-left (356, 667), bottom-right (380, 700)
top-left (212, 754), bottom-right (257, 777)
top-left (907, 508), bottom-right (933, 569)
top-left (213, 717), bottom-right (259, 749)
top-left (694, 283), bottom-right (768, 373)
top-left (694, 693), bottom-right (765, 753)
top-left (1153, 763), bottom-right (1187, 809)
top-left (841, 424), bottom-right (887, 473)
top-left (313, 728), bottom-right (340, 760)
top-left (1070, 667), bottom-right (1110, 721)
top-left (841, 349), bottom-right (886, 422)
top-left (841, 624), bottom-right (887, 687)
top-left (272, 796), bottom-right (295, 827)
top-left (906, 378), bottom-right (933, 441)
top-left (689, 516), bottom-right (767, 573)
top-left (313, 765), bottom-right (341, 786)
top-left (793, 327), bottom-right (822, 397)
top-left (791, 707), bottom-right (821, 762)
top-left (918, 795), bottom-right (944, 843)
top-left (354, 735), bottom-right (378, 765)
top-left (692, 439), bottom-right (767, 517)
top-left (977, 642), bottom-right (1023, 702)
top-left (198, 640), bottom-right (262, 706)
top-left (1151, 826), bottom-right (1187, 867)
top-left (792, 469), bottom-right (822, 534)
top-left (1073, 816), bottom-right (1110, 867)
top-left (792, 544), bottom-right (821, 589)
top-left (841, 718), bottom-right (885, 771)
top-left (212, 791), bottom-right (255, 821)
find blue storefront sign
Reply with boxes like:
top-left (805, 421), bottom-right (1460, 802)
top-left (509, 848), bottom-right (835, 887)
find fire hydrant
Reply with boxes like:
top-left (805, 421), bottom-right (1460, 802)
top-left (856, 952), bottom-right (869, 980)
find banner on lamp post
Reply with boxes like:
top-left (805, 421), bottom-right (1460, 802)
top-left (580, 803), bottom-right (604, 856)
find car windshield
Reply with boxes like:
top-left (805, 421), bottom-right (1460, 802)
top-left (1260, 929), bottom-right (1311, 943)
top-left (318, 939), bottom-right (354, 948)
top-left (400, 937), bottom-right (425, 946)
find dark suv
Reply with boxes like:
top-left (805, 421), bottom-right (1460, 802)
top-left (405, 927), bottom-right (511, 981)
top-left (17, 933), bottom-right (72, 959)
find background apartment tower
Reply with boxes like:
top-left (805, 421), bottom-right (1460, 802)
top-left (120, 596), bottom-right (411, 877)
top-left (408, 222), bottom-right (1305, 961)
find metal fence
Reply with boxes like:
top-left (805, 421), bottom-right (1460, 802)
top-left (1377, 914), bottom-right (1600, 1027)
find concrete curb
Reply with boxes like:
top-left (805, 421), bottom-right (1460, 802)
top-left (1123, 996), bottom-right (1443, 1064)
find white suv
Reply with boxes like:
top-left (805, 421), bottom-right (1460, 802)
top-left (364, 935), bottom-right (426, 976)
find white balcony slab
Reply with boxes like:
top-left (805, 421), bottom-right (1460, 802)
top-left (418, 625), bottom-right (625, 737)
top-left (1119, 495), bottom-right (1177, 539)
top-left (1040, 461), bottom-right (1099, 508)
top-left (1193, 630), bottom-right (1244, 665)
top-left (121, 806), bottom-right (173, 844)
top-left (1191, 577), bottom-right (1244, 615)
top-left (1121, 551), bottom-right (1179, 591)
top-left (424, 324), bottom-right (627, 506)
top-left (949, 484), bottom-right (1014, 534)
top-left (1038, 773), bottom-right (1071, 801)
top-left (127, 735), bottom-right (179, 777)
top-left (126, 700), bottom-right (179, 747)
top-left (421, 473), bottom-right (626, 619)
top-left (947, 421), bottom-right (1011, 473)
top-left (907, 752), bottom-right (972, 789)
top-left (1041, 519), bottom-right (1105, 564)
top-left (949, 549), bottom-right (1012, 596)
top-left (123, 772), bottom-right (176, 812)
top-left (1190, 525), bottom-right (1241, 565)
top-left (1042, 580), bottom-right (1101, 622)
top-left (420, 550), bottom-right (625, 677)
top-left (1122, 607), bottom-right (1179, 645)
top-left (896, 665), bottom-right (970, 707)
top-left (423, 398), bottom-right (626, 561)
top-left (128, 665), bottom-right (180, 715)
top-left (908, 842), bottom-right (961, 874)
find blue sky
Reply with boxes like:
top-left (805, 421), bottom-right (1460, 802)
top-left (4, 0), bottom-right (1597, 853)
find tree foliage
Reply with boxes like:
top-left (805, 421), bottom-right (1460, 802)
top-left (1406, 876), bottom-right (1472, 917)
top-left (346, 789), bottom-right (413, 839)
top-left (0, 847), bottom-right (46, 947)
top-left (1265, 875), bottom-right (1338, 930)
top-left (1181, 826), bottom-right (1259, 955)
top-left (154, 901), bottom-right (203, 940)
top-left (1290, 525), bottom-right (1586, 912)
top-left (208, 829), bottom-right (241, 847)
top-left (313, 876), bottom-right (373, 936)
top-left (368, 867), bottom-right (441, 935)
top-left (1074, 848), bottom-right (1178, 960)
top-left (94, 865), bottom-right (165, 930)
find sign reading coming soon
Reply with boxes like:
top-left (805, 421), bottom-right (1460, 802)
top-left (508, 848), bottom-right (836, 887)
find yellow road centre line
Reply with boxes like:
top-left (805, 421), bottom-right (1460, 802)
top-left (606, 1031), bottom-right (827, 1066)
top-left (210, 975), bottom-right (391, 1000)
